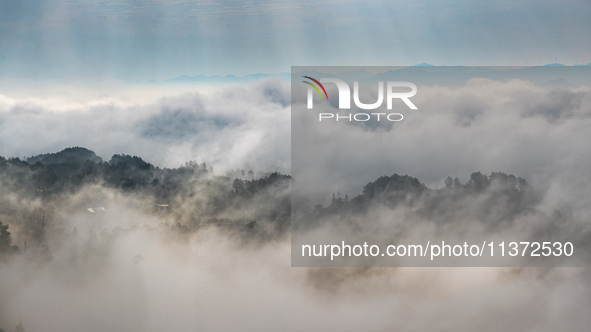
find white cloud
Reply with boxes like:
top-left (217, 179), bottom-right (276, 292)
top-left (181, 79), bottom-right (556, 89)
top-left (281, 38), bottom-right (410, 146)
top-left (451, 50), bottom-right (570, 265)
top-left (0, 79), bottom-right (291, 173)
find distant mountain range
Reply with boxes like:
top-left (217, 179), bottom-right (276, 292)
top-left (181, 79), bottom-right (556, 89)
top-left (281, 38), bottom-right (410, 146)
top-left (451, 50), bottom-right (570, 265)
top-left (139, 72), bottom-right (291, 84)
top-left (294, 65), bottom-right (591, 87)
top-left (139, 62), bottom-right (591, 84)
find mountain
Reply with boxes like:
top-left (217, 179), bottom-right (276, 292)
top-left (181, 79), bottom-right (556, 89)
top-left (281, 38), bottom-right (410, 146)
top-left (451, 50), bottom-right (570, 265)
top-left (293, 68), bottom-right (374, 81)
top-left (26, 147), bottom-right (103, 165)
top-left (296, 66), bottom-right (591, 87)
top-left (158, 72), bottom-right (291, 84)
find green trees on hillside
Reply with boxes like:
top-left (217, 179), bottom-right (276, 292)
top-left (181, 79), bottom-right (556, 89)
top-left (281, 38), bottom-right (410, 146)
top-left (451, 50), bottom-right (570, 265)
top-left (0, 221), bottom-right (19, 256)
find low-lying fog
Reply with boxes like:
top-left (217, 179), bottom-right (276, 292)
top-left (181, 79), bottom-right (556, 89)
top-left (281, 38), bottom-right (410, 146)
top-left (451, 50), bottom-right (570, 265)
top-left (1, 77), bottom-right (591, 331)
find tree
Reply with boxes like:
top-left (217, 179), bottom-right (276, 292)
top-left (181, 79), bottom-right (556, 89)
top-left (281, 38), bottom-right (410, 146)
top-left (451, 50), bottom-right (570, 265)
top-left (232, 179), bottom-right (245, 195)
top-left (0, 221), bottom-right (19, 255)
top-left (444, 176), bottom-right (453, 189)
top-left (453, 177), bottom-right (462, 189)
top-left (467, 172), bottom-right (489, 191)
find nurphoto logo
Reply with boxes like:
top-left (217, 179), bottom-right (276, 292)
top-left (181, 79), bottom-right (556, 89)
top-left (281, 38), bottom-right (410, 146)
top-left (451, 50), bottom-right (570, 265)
top-left (303, 76), bottom-right (418, 122)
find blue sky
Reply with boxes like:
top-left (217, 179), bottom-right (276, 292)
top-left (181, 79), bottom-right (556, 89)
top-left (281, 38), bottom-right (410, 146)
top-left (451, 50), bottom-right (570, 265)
top-left (0, 0), bottom-right (590, 81)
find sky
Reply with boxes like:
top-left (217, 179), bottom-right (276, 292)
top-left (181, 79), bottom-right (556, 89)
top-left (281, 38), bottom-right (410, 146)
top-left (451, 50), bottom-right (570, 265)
top-left (1, 0), bottom-right (590, 81)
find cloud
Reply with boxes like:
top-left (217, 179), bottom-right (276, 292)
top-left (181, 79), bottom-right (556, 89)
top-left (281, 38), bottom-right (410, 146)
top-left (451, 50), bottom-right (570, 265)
top-left (0, 79), bottom-right (291, 174)
top-left (2, 198), bottom-right (591, 331)
top-left (1, 76), bottom-right (591, 331)
top-left (293, 78), bottom-right (591, 205)
top-left (1, 179), bottom-right (590, 331)
top-left (292, 77), bottom-right (591, 268)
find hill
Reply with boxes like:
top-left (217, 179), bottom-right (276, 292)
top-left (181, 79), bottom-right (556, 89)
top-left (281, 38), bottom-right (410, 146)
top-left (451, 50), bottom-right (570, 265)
top-left (26, 147), bottom-right (103, 165)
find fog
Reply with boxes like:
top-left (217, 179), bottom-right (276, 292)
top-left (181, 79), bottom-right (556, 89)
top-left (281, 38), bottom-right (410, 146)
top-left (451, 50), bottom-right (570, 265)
top-left (292, 78), bottom-right (591, 207)
top-left (2, 199), bottom-right (590, 331)
top-left (2, 185), bottom-right (590, 331)
top-left (0, 79), bottom-right (290, 173)
top-left (1, 77), bottom-right (591, 331)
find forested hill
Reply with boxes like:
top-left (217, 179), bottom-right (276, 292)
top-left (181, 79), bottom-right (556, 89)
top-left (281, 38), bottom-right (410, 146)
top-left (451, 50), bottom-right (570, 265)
top-left (0, 147), bottom-right (292, 259)
top-left (26, 147), bottom-right (104, 165)
top-left (299, 172), bottom-right (542, 231)
top-left (0, 147), bottom-right (549, 260)
top-left (3, 147), bottom-right (286, 198)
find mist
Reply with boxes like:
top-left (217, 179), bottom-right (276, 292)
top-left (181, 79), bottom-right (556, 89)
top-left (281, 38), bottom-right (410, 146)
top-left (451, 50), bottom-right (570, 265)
top-left (2, 179), bottom-right (590, 331)
top-left (0, 79), bottom-right (291, 173)
top-left (1, 77), bottom-right (591, 331)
